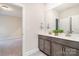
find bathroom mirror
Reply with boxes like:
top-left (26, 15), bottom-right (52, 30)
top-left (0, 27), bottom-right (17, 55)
top-left (47, 3), bottom-right (79, 34)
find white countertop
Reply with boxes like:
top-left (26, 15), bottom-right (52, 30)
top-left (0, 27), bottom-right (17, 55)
top-left (38, 32), bottom-right (79, 42)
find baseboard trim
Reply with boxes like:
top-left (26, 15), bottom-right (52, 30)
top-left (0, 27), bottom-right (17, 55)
top-left (23, 48), bottom-right (39, 56)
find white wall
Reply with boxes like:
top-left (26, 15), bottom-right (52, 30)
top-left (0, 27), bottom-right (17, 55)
top-left (23, 4), bottom-right (46, 55)
top-left (0, 15), bottom-right (22, 37)
top-left (72, 15), bottom-right (79, 33)
top-left (46, 9), bottom-right (59, 31)
top-left (60, 6), bottom-right (79, 19)
top-left (59, 6), bottom-right (79, 33)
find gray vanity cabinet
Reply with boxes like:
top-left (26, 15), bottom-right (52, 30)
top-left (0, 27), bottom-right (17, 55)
top-left (64, 47), bottom-right (77, 56)
top-left (39, 38), bottom-right (44, 51)
top-left (51, 42), bottom-right (63, 56)
top-left (76, 50), bottom-right (79, 56)
top-left (51, 42), bottom-right (79, 56)
top-left (51, 41), bottom-right (76, 56)
top-left (51, 41), bottom-right (78, 56)
top-left (44, 39), bottom-right (51, 55)
top-left (38, 35), bottom-right (79, 56)
top-left (38, 35), bottom-right (51, 55)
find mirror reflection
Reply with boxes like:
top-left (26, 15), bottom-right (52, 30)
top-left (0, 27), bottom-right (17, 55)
top-left (46, 3), bottom-right (79, 34)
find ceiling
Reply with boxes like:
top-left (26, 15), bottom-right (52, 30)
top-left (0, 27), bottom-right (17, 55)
top-left (0, 3), bottom-right (22, 17)
top-left (52, 3), bottom-right (79, 12)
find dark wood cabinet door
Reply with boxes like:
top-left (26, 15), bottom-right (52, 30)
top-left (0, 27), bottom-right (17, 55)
top-left (39, 39), bottom-right (44, 51)
top-left (51, 42), bottom-right (63, 56)
top-left (44, 40), bottom-right (50, 55)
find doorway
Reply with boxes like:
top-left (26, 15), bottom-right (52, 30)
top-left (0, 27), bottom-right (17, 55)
top-left (0, 3), bottom-right (22, 56)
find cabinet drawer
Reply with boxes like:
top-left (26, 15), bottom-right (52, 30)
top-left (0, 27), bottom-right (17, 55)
top-left (38, 35), bottom-right (51, 40)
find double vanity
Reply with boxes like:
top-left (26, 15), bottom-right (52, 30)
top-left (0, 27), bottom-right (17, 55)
top-left (38, 33), bottom-right (79, 56)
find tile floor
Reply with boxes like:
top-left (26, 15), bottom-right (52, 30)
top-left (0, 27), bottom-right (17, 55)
top-left (29, 51), bottom-right (46, 56)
